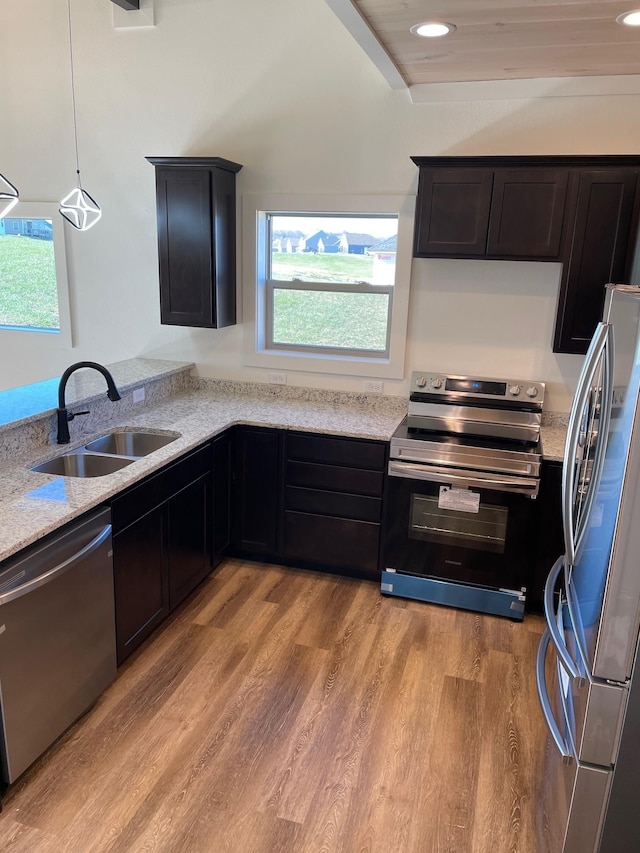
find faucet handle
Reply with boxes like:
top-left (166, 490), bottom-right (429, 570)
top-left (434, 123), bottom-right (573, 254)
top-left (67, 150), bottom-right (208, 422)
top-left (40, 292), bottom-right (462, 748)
top-left (68, 410), bottom-right (90, 422)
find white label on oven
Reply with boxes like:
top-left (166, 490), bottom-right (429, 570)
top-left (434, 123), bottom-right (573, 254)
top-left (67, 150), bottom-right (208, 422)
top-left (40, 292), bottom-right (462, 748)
top-left (438, 486), bottom-right (480, 513)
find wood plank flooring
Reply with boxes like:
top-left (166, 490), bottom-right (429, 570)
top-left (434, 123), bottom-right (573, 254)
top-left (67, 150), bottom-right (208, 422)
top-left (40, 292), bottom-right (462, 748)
top-left (0, 559), bottom-right (552, 853)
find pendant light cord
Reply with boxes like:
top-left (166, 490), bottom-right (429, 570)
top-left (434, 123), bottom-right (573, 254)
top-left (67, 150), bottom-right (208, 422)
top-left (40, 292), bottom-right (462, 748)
top-left (66, 0), bottom-right (81, 185)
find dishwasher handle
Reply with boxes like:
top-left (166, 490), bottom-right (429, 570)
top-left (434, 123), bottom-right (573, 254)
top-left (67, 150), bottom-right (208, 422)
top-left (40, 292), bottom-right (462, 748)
top-left (0, 523), bottom-right (112, 606)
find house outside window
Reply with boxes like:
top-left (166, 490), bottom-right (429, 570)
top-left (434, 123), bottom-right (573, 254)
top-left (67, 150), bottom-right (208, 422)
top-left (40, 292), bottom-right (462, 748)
top-left (243, 193), bottom-right (414, 380)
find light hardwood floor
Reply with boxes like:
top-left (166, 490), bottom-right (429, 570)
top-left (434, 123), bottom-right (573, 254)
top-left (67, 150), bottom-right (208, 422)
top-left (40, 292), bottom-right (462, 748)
top-left (0, 559), bottom-right (552, 853)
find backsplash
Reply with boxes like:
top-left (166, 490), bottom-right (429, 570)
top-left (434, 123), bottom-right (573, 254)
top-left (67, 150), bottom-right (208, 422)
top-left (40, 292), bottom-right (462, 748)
top-left (198, 378), bottom-right (408, 416)
top-left (0, 369), bottom-right (196, 463)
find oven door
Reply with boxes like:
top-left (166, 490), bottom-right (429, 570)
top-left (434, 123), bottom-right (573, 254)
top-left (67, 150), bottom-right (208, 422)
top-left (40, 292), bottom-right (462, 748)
top-left (381, 460), bottom-right (538, 618)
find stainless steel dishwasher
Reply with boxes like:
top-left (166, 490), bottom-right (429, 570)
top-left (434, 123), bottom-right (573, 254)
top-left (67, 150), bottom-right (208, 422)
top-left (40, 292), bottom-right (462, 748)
top-left (0, 507), bottom-right (116, 784)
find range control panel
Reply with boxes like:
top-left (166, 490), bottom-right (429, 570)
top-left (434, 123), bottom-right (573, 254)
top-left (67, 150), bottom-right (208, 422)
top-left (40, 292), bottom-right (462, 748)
top-left (410, 371), bottom-right (545, 405)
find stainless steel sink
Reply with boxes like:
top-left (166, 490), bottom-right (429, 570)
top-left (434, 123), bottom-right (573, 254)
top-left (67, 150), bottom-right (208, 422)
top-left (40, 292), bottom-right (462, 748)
top-left (83, 430), bottom-right (179, 458)
top-left (29, 429), bottom-right (181, 478)
top-left (31, 453), bottom-right (134, 478)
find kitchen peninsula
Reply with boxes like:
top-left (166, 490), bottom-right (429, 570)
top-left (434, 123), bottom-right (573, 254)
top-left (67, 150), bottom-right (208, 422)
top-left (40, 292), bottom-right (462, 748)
top-left (0, 358), bottom-right (406, 564)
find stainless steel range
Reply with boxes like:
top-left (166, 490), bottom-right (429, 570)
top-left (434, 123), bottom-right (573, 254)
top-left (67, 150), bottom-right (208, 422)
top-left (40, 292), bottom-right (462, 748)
top-left (381, 370), bottom-right (545, 620)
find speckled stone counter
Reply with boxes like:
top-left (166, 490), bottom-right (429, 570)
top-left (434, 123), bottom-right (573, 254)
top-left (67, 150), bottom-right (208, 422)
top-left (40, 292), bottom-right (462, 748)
top-left (540, 425), bottom-right (567, 463)
top-left (540, 411), bottom-right (569, 463)
top-left (0, 379), bottom-right (406, 564)
top-left (1, 361), bottom-right (571, 564)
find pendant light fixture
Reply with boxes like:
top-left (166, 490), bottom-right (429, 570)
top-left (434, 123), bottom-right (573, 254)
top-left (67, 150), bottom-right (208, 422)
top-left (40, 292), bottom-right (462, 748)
top-left (59, 0), bottom-right (102, 231)
top-left (0, 172), bottom-right (19, 219)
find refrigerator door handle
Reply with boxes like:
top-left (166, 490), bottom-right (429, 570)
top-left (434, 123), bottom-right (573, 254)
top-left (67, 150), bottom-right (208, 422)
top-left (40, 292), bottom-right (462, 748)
top-left (536, 629), bottom-right (574, 764)
top-left (562, 322), bottom-right (611, 565)
top-left (543, 556), bottom-right (581, 679)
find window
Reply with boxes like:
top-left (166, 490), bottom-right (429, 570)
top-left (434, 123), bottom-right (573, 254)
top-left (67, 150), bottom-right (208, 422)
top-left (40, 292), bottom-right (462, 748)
top-left (0, 202), bottom-right (72, 346)
top-left (243, 194), bottom-right (414, 379)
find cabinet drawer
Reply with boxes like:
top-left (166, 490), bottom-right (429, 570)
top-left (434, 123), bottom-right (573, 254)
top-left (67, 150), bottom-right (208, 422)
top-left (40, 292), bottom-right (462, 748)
top-left (283, 511), bottom-right (380, 576)
top-left (111, 444), bottom-right (211, 533)
top-left (286, 432), bottom-right (386, 471)
top-left (285, 460), bottom-right (383, 496)
top-left (285, 485), bottom-right (382, 522)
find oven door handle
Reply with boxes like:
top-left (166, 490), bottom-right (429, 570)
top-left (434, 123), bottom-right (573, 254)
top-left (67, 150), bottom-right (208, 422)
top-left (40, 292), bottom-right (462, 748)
top-left (388, 460), bottom-right (539, 496)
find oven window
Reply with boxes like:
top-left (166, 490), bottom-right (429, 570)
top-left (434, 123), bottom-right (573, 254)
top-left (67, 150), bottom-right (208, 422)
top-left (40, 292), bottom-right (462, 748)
top-left (409, 494), bottom-right (508, 554)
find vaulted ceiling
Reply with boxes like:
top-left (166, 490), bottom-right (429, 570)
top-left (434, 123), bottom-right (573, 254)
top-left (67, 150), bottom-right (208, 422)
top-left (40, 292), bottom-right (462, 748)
top-left (325, 1), bottom-right (640, 95)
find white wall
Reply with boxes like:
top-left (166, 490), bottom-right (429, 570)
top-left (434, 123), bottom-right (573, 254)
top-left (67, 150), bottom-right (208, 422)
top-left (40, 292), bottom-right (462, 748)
top-left (2, 0), bottom-right (640, 411)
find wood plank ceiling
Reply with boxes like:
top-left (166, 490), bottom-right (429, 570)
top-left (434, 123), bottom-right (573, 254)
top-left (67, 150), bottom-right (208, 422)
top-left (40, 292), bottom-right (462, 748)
top-left (329, 0), bottom-right (640, 86)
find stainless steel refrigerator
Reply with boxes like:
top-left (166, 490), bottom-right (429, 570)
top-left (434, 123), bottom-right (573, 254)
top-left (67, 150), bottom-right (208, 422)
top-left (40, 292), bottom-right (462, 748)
top-left (536, 284), bottom-right (640, 853)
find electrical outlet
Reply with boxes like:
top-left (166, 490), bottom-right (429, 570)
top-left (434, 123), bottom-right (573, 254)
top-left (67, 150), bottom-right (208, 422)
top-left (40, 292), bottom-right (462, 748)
top-left (268, 372), bottom-right (287, 385)
top-left (364, 380), bottom-right (384, 394)
top-left (132, 387), bottom-right (145, 403)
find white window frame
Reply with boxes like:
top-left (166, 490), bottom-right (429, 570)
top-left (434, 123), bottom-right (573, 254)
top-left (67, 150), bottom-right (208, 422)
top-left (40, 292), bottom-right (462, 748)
top-left (242, 193), bottom-right (414, 379)
top-left (0, 202), bottom-right (73, 347)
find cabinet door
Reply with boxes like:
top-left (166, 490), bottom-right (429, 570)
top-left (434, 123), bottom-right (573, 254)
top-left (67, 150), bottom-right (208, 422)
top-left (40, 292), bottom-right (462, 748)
top-left (156, 167), bottom-right (214, 327)
top-left (554, 170), bottom-right (638, 354)
top-left (113, 508), bottom-right (169, 665)
top-left (212, 429), bottom-right (233, 567)
top-left (413, 168), bottom-right (493, 256)
top-left (167, 473), bottom-right (212, 610)
top-left (487, 169), bottom-right (568, 258)
top-left (232, 427), bottom-right (281, 557)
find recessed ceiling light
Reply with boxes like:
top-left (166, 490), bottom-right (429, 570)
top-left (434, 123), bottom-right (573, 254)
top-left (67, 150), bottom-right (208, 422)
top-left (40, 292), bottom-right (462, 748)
top-left (617, 9), bottom-right (640, 26)
top-left (410, 21), bottom-right (456, 38)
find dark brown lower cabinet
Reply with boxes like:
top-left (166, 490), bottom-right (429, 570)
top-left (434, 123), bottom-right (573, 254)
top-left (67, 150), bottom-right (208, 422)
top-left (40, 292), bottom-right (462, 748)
top-left (167, 473), bottom-right (211, 611)
top-left (281, 431), bottom-right (386, 580)
top-left (111, 443), bottom-right (212, 664)
top-left (232, 426), bottom-right (282, 559)
top-left (110, 427), bottom-right (389, 665)
top-left (113, 506), bottom-right (168, 666)
top-left (529, 460), bottom-right (564, 612)
top-left (212, 429), bottom-right (233, 567)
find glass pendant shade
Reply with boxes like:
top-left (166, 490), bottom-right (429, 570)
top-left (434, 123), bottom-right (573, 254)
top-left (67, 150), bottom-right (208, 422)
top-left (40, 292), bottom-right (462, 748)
top-left (59, 184), bottom-right (102, 231)
top-left (0, 172), bottom-right (19, 219)
top-left (59, 0), bottom-right (101, 232)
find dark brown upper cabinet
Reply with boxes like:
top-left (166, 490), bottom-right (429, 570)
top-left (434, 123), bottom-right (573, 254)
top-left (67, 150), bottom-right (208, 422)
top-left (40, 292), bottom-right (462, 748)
top-left (413, 160), bottom-right (568, 260)
top-left (487, 169), bottom-right (568, 258)
top-left (411, 155), bottom-right (640, 354)
top-left (147, 157), bottom-right (242, 329)
top-left (555, 169), bottom-right (639, 353)
top-left (413, 168), bottom-right (493, 256)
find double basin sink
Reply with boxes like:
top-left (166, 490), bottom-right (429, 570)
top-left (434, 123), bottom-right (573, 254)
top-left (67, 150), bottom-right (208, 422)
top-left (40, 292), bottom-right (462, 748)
top-left (30, 430), bottom-right (181, 478)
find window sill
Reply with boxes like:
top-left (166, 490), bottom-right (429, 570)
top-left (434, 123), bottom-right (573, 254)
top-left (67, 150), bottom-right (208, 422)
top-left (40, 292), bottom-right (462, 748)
top-left (242, 347), bottom-right (404, 379)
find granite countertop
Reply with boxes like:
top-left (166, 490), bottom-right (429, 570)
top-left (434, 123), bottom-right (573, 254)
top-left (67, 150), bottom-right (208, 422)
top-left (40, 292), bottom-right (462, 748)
top-left (540, 424), bottom-right (567, 463)
top-left (0, 384), bottom-right (406, 564)
top-left (0, 358), bottom-right (569, 565)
